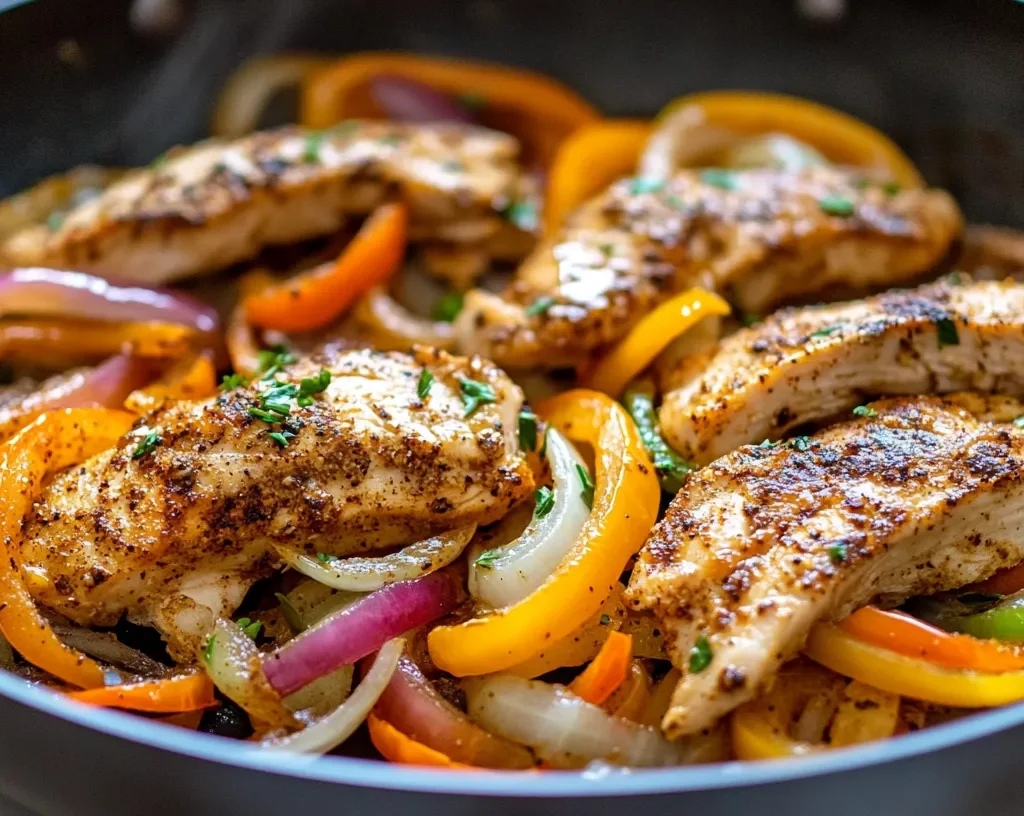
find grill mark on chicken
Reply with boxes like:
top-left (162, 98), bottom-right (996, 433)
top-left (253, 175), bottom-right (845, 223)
top-left (661, 277), bottom-right (1024, 465)
top-left (456, 166), bottom-right (962, 369)
top-left (16, 347), bottom-right (533, 660)
top-left (0, 122), bottom-right (532, 286)
top-left (628, 395), bottom-right (1024, 739)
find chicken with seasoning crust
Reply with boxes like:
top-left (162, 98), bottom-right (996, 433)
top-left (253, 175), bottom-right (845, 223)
top-left (457, 165), bottom-right (961, 369)
top-left (660, 276), bottom-right (1024, 465)
top-left (628, 395), bottom-right (1024, 739)
top-left (0, 122), bottom-right (533, 286)
top-left (15, 347), bottom-right (533, 660)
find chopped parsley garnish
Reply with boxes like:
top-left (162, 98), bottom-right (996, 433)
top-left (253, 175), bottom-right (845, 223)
top-left (518, 408), bottom-right (538, 452)
top-left (474, 549), bottom-right (500, 569)
top-left (262, 401), bottom-right (293, 417)
top-left (432, 292), bottom-right (465, 323)
top-left (623, 383), bottom-right (693, 494)
top-left (46, 210), bottom-right (66, 231)
top-left (740, 313), bottom-right (761, 328)
top-left (539, 428), bottom-right (549, 459)
top-left (131, 431), bottom-right (162, 460)
top-left (576, 464), bottom-right (595, 510)
top-left (819, 196), bottom-right (855, 217)
top-left (790, 436), bottom-right (812, 452)
top-left (810, 325), bottom-right (842, 338)
top-left (378, 134), bottom-right (402, 147)
top-left (599, 243), bottom-right (615, 257)
top-left (599, 614), bottom-right (612, 625)
top-left (666, 194), bottom-right (686, 210)
top-left (267, 431), bottom-right (294, 448)
top-left (257, 346), bottom-right (296, 380)
top-left (298, 369), bottom-right (331, 404)
top-left (303, 130), bottom-right (324, 164)
top-left (1014, 416), bottom-right (1024, 430)
top-left (936, 317), bottom-right (960, 347)
top-left (417, 369), bottom-right (434, 401)
top-left (316, 552), bottom-right (337, 564)
top-left (827, 540), bottom-right (849, 564)
top-left (629, 177), bottom-right (664, 195)
top-left (700, 169), bottom-right (737, 190)
top-left (688, 635), bottom-right (712, 673)
top-left (248, 407), bottom-right (281, 423)
top-left (203, 635), bottom-right (216, 665)
top-left (853, 405), bottom-right (877, 418)
top-left (882, 181), bottom-right (901, 196)
top-left (525, 296), bottom-right (556, 318)
top-left (459, 377), bottom-right (496, 417)
top-left (533, 485), bottom-right (555, 519)
top-left (456, 92), bottom-right (486, 113)
top-left (236, 617), bottom-right (262, 640)
top-left (221, 373), bottom-right (249, 390)
top-left (758, 438), bottom-right (781, 449)
top-left (503, 199), bottom-right (538, 231)
top-left (275, 592), bottom-right (306, 633)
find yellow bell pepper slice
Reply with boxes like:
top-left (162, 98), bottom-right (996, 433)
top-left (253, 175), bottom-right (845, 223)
top-left (427, 389), bottom-right (659, 676)
top-left (544, 119), bottom-right (651, 233)
top-left (654, 91), bottom-right (924, 188)
top-left (583, 288), bottom-right (731, 398)
top-left (805, 622), bottom-right (1024, 707)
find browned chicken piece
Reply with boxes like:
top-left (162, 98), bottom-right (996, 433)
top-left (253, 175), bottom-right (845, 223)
top-left (627, 395), bottom-right (1024, 739)
top-left (0, 122), bottom-right (533, 286)
top-left (660, 277), bottom-right (1024, 465)
top-left (16, 347), bottom-right (533, 660)
top-left (456, 166), bottom-right (962, 369)
top-left (957, 225), bottom-right (1024, 280)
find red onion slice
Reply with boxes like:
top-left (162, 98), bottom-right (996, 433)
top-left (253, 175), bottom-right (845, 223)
top-left (369, 75), bottom-right (475, 124)
top-left (373, 653), bottom-right (535, 769)
top-left (263, 572), bottom-right (458, 697)
top-left (0, 268), bottom-right (218, 331)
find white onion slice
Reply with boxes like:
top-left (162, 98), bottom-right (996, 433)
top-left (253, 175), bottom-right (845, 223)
top-left (469, 429), bottom-right (590, 609)
top-left (265, 638), bottom-right (403, 754)
top-left (464, 674), bottom-right (725, 769)
top-left (638, 104), bottom-right (738, 182)
top-left (274, 525), bottom-right (476, 593)
top-left (284, 665), bottom-right (354, 722)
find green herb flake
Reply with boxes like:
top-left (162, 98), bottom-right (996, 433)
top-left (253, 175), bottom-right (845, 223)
top-left (202, 635), bottom-right (216, 665)
top-left (936, 317), bottom-right (960, 348)
top-left (417, 369), bottom-right (434, 401)
top-left (810, 325), bottom-right (842, 338)
top-left (378, 134), bottom-right (402, 147)
top-left (459, 377), bottom-right (497, 417)
top-left (315, 552), bottom-right (337, 564)
top-left (267, 431), bottom-right (292, 448)
top-left (248, 407), bottom-right (280, 423)
top-left (666, 194), bottom-right (686, 210)
top-left (221, 373), bottom-right (249, 390)
top-left (599, 243), bottom-right (615, 258)
top-left (236, 617), bottom-right (262, 640)
top-left (303, 130), bottom-right (325, 164)
top-left (275, 592), bottom-right (307, 633)
top-left (623, 383), bottom-right (693, 495)
top-left (474, 549), bottom-right (500, 569)
top-left (827, 540), bottom-right (849, 564)
top-left (539, 429), bottom-right (549, 460)
top-left (432, 292), bottom-right (465, 323)
top-left (131, 431), bottom-right (162, 460)
top-left (534, 485), bottom-right (555, 519)
top-left (262, 401), bottom-right (293, 417)
top-left (819, 196), bottom-right (855, 217)
top-left (525, 296), bottom-right (556, 318)
top-left (518, 409), bottom-right (538, 452)
top-left (629, 177), bottom-right (665, 195)
top-left (740, 313), bottom-right (761, 328)
top-left (456, 92), bottom-right (486, 113)
top-left (853, 405), bottom-right (877, 418)
top-left (299, 369), bottom-right (331, 399)
top-left (945, 271), bottom-right (965, 287)
top-left (599, 614), bottom-right (612, 626)
top-left (46, 210), bottom-right (66, 231)
top-left (504, 199), bottom-right (538, 231)
top-left (576, 464), bottom-right (595, 510)
top-left (688, 635), bottom-right (713, 673)
top-left (882, 181), bottom-right (901, 196)
top-left (699, 169), bottom-right (737, 190)
top-left (257, 346), bottom-right (296, 380)
top-left (150, 153), bottom-right (168, 171)
top-left (790, 436), bottom-right (812, 452)
top-left (758, 438), bottom-right (780, 449)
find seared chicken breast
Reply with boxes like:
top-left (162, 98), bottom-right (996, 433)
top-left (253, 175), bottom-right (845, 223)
top-left (0, 122), bottom-right (531, 286)
top-left (16, 347), bottom-right (533, 659)
top-left (661, 277), bottom-right (1024, 465)
top-left (628, 395), bottom-right (1024, 738)
top-left (457, 166), bottom-right (962, 369)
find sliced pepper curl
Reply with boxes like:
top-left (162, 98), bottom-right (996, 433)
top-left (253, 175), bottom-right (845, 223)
top-left (805, 622), bottom-right (1024, 708)
top-left (367, 714), bottom-right (473, 770)
top-left (244, 203), bottom-right (408, 334)
top-left (544, 119), bottom-right (650, 233)
top-left (69, 672), bottom-right (217, 713)
top-left (300, 52), bottom-right (599, 166)
top-left (583, 288), bottom-right (731, 398)
top-left (731, 662), bottom-right (899, 760)
top-left (427, 390), bottom-right (660, 676)
top-left (0, 408), bottom-right (135, 689)
top-left (568, 630), bottom-right (632, 706)
top-left (643, 91), bottom-right (924, 188)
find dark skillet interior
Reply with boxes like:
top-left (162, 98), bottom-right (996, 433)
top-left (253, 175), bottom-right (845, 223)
top-left (1, 1), bottom-right (1024, 814)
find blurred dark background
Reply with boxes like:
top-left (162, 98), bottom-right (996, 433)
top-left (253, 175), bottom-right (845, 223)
top-left (0, 0), bottom-right (1022, 222)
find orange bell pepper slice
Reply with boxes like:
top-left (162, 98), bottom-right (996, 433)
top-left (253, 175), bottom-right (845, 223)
top-left (300, 52), bottom-right (599, 166)
top-left (0, 409), bottom-right (135, 689)
top-left (428, 390), bottom-right (659, 676)
top-left (69, 672), bottom-right (216, 713)
top-left (245, 203), bottom-right (408, 333)
top-left (544, 119), bottom-right (650, 233)
top-left (655, 91), bottom-right (923, 188)
top-left (124, 351), bottom-right (217, 413)
top-left (840, 606), bottom-right (1024, 674)
top-left (0, 319), bottom-right (195, 368)
top-left (583, 288), bottom-right (731, 398)
top-left (367, 714), bottom-right (473, 769)
top-left (569, 631), bottom-right (632, 705)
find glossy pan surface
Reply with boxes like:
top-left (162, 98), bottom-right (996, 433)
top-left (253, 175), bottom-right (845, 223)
top-left (1, 0), bottom-right (1024, 813)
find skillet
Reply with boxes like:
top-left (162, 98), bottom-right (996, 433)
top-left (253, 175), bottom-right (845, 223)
top-left (1, 0), bottom-right (1024, 813)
